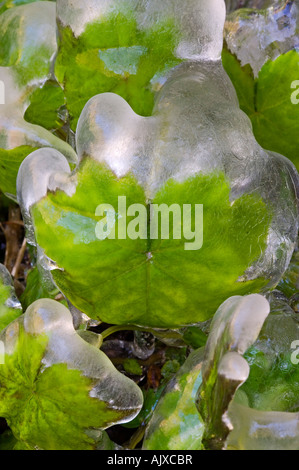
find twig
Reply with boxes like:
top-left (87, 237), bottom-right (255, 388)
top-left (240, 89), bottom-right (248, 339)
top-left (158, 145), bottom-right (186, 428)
top-left (11, 238), bottom-right (27, 279)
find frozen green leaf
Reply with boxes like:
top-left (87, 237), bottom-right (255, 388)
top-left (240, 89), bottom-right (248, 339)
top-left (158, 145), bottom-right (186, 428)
top-left (55, 12), bottom-right (181, 130)
top-left (0, 2), bottom-right (77, 194)
top-left (0, 299), bottom-right (143, 450)
top-left (223, 48), bottom-right (299, 169)
top-left (31, 158), bottom-right (270, 328)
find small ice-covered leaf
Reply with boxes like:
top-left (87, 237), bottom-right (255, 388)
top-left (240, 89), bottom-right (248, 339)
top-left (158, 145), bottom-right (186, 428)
top-left (224, 1), bottom-right (298, 77)
top-left (226, 296), bottom-right (299, 449)
top-left (197, 294), bottom-right (270, 450)
top-left (0, 264), bottom-right (22, 332)
top-left (0, 299), bottom-right (143, 450)
top-left (55, 0), bottom-right (225, 129)
top-left (143, 348), bottom-right (205, 450)
top-left (223, 2), bottom-right (299, 169)
top-left (0, 2), bottom-right (77, 195)
top-left (238, 296), bottom-right (299, 413)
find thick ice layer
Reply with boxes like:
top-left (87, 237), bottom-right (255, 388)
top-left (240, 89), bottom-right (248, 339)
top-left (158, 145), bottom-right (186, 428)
top-left (57, 0), bottom-right (225, 60)
top-left (225, 0), bottom-right (299, 76)
top-left (226, 297), bottom-right (299, 450)
top-left (0, 298), bottom-right (143, 424)
top-left (17, 148), bottom-right (75, 245)
top-left (0, 2), bottom-right (77, 162)
top-left (201, 294), bottom-right (270, 382)
top-left (228, 402), bottom-right (299, 450)
top-left (198, 294), bottom-right (270, 449)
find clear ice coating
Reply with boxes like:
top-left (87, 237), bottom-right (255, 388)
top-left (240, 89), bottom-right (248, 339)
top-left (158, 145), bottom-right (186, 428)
top-left (226, 296), bottom-right (299, 450)
top-left (0, 2), bottom-right (77, 162)
top-left (197, 294), bottom-right (270, 449)
top-left (16, 148), bottom-right (75, 245)
top-left (225, 0), bottom-right (299, 76)
top-left (57, 0), bottom-right (226, 61)
top-left (0, 298), bottom-right (143, 424)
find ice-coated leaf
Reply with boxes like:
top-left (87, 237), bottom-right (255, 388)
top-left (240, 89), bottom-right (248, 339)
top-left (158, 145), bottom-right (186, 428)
top-left (55, 0), bottom-right (225, 129)
top-left (197, 294), bottom-right (270, 449)
top-left (223, 1), bottom-right (299, 169)
top-left (0, 299), bottom-right (143, 450)
top-left (226, 296), bottom-right (299, 450)
top-left (143, 348), bottom-right (205, 450)
top-left (224, 1), bottom-right (299, 77)
top-left (19, 152), bottom-right (272, 328)
top-left (0, 264), bottom-right (22, 332)
top-left (238, 297), bottom-right (299, 413)
top-left (0, 1), bottom-right (77, 194)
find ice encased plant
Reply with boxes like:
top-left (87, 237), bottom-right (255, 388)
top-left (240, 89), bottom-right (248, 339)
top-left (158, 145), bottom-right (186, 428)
top-left (0, 298), bottom-right (143, 450)
top-left (16, 0), bottom-right (299, 328)
top-left (223, 0), bottom-right (299, 168)
top-left (0, 1), bottom-right (76, 195)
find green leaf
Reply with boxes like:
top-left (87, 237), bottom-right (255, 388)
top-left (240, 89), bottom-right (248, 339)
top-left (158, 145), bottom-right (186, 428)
top-left (143, 348), bottom-right (205, 450)
top-left (223, 48), bottom-right (299, 169)
top-left (24, 81), bottom-right (66, 132)
top-left (123, 359), bottom-right (143, 376)
top-left (32, 158), bottom-right (271, 328)
top-left (20, 266), bottom-right (60, 311)
top-left (0, 146), bottom-right (38, 195)
top-left (182, 326), bottom-right (208, 349)
top-left (0, 299), bottom-right (143, 450)
top-left (0, 264), bottom-right (22, 332)
top-left (55, 12), bottom-right (181, 130)
top-left (0, 331), bottom-right (112, 449)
